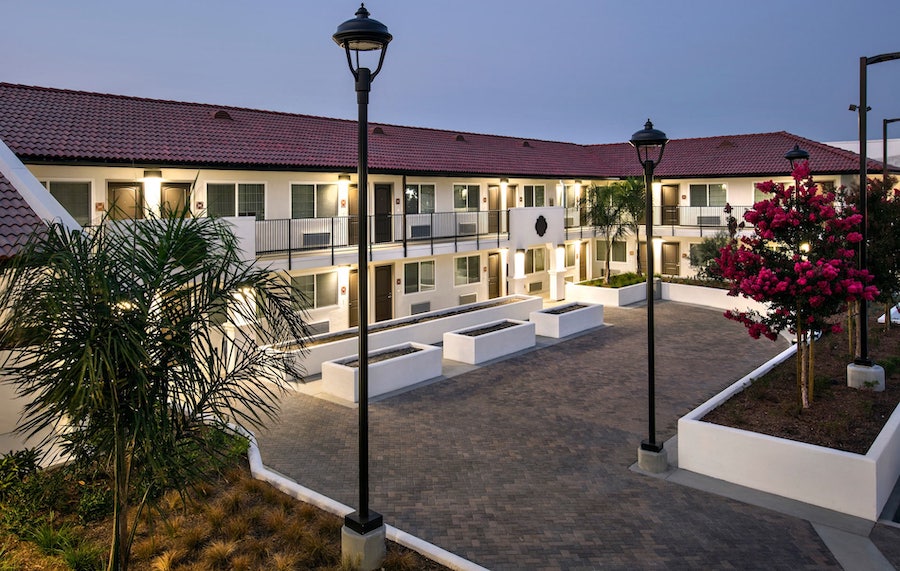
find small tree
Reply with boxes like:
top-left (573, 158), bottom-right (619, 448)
top-left (0, 207), bottom-right (310, 570)
top-left (581, 183), bottom-right (627, 284)
top-left (716, 161), bottom-right (878, 408)
top-left (689, 231), bottom-right (730, 280)
top-left (616, 177), bottom-right (647, 276)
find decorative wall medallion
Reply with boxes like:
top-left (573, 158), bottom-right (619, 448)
top-left (535, 215), bottom-right (548, 237)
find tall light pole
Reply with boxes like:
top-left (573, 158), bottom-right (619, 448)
top-left (847, 53), bottom-right (896, 391)
top-left (630, 120), bottom-right (668, 473)
top-left (333, 5), bottom-right (391, 568)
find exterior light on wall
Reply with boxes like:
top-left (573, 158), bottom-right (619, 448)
top-left (333, 4), bottom-right (392, 567)
top-left (630, 119), bottom-right (668, 473)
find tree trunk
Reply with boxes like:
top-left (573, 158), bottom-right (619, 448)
top-left (847, 304), bottom-right (856, 357)
top-left (799, 331), bottom-right (809, 409)
top-left (808, 333), bottom-right (815, 403)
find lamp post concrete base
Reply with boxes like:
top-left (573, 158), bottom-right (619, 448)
top-left (341, 524), bottom-right (385, 571)
top-left (637, 446), bottom-right (668, 474)
top-left (847, 362), bottom-right (885, 392)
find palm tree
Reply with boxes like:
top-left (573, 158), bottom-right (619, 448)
top-left (581, 184), bottom-right (628, 284)
top-left (616, 177), bottom-right (647, 276)
top-left (0, 206), bottom-right (310, 570)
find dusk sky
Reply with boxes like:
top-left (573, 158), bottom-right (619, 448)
top-left (3, 1), bottom-right (900, 146)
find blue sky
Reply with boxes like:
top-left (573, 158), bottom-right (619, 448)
top-left (3, 1), bottom-right (900, 145)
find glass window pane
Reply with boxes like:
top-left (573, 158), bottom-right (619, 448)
top-left (454, 257), bottom-right (468, 285)
top-left (689, 185), bottom-right (707, 207)
top-left (291, 184), bottom-right (315, 218)
top-left (535, 248), bottom-right (545, 271)
top-left (467, 256), bottom-right (480, 283)
top-left (404, 262), bottom-right (419, 294)
top-left (708, 184), bottom-right (726, 207)
top-left (207, 183), bottom-right (235, 218)
top-left (317, 184), bottom-right (338, 218)
top-left (291, 275), bottom-right (314, 309)
top-left (421, 185), bottom-right (435, 213)
top-left (467, 185), bottom-right (479, 210)
top-left (454, 185), bottom-right (467, 210)
top-left (316, 272), bottom-right (338, 307)
top-left (48, 181), bottom-right (90, 225)
top-left (612, 241), bottom-right (627, 262)
top-left (566, 244), bottom-right (575, 267)
top-left (421, 261), bottom-right (435, 290)
top-left (524, 186), bottom-right (534, 208)
top-left (405, 185), bottom-right (420, 214)
top-left (596, 240), bottom-right (607, 261)
top-left (525, 249), bottom-right (534, 274)
top-left (535, 186), bottom-right (545, 207)
top-left (238, 183), bottom-right (265, 220)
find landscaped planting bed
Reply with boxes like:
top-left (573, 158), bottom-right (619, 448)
top-left (321, 342), bottom-right (442, 403)
top-left (442, 319), bottom-right (535, 365)
top-left (530, 302), bottom-right (603, 338)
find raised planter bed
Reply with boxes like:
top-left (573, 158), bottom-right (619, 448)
top-left (321, 342), bottom-right (442, 403)
top-left (287, 294), bottom-right (542, 377)
top-left (677, 344), bottom-right (900, 521)
top-left (529, 302), bottom-right (603, 338)
top-left (660, 282), bottom-right (768, 314)
top-left (565, 280), bottom-right (658, 307)
top-left (442, 319), bottom-right (535, 364)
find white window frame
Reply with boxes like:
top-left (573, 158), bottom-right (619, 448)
top-left (404, 183), bottom-right (436, 214)
top-left (404, 260), bottom-right (435, 294)
top-left (453, 184), bottom-right (480, 212)
top-left (291, 271), bottom-right (338, 309)
top-left (596, 239), bottom-right (627, 262)
top-left (525, 247), bottom-right (546, 274)
top-left (454, 254), bottom-right (481, 286)
top-left (291, 182), bottom-right (338, 219)
top-left (206, 181), bottom-right (267, 220)
top-left (689, 183), bottom-right (727, 207)
top-left (524, 184), bottom-right (545, 207)
top-left (41, 179), bottom-right (92, 226)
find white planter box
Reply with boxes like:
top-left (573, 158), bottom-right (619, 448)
top-left (660, 282), bottom-right (768, 314)
top-left (297, 295), bottom-right (542, 376)
top-left (442, 319), bottom-right (535, 365)
top-left (529, 303), bottom-right (604, 338)
top-left (678, 344), bottom-right (900, 521)
top-left (565, 280), bottom-right (657, 307)
top-left (321, 342), bottom-right (442, 403)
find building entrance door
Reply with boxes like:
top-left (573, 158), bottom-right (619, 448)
top-left (488, 252), bottom-right (501, 299)
top-left (374, 184), bottom-right (392, 243)
top-left (374, 265), bottom-right (393, 322)
top-left (108, 183), bottom-right (144, 220)
top-left (662, 185), bottom-right (680, 226)
top-left (348, 269), bottom-right (359, 328)
top-left (488, 185), bottom-right (500, 233)
top-left (662, 242), bottom-right (680, 276)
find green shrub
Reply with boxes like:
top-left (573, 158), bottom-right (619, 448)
top-left (61, 542), bottom-right (104, 571)
top-left (582, 272), bottom-right (647, 288)
top-left (0, 449), bottom-right (40, 499)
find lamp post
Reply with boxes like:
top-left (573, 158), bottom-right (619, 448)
top-left (333, 5), bottom-right (391, 567)
top-left (883, 118), bottom-right (900, 178)
top-left (630, 120), bottom-right (668, 473)
top-left (847, 53), bottom-right (896, 390)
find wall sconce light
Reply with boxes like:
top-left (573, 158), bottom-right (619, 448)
top-left (339, 174), bottom-right (352, 182)
top-left (142, 169), bottom-right (163, 181)
top-left (500, 178), bottom-right (509, 184)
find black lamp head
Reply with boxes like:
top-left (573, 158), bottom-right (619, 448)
top-left (784, 144), bottom-right (810, 169)
top-left (333, 4), bottom-right (392, 78)
top-left (630, 119), bottom-right (668, 167)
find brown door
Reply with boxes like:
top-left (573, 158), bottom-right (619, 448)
top-left (662, 242), bottom-right (680, 276)
top-left (578, 241), bottom-right (587, 281)
top-left (161, 183), bottom-right (191, 216)
top-left (374, 184), bottom-right (392, 243)
top-left (638, 241), bottom-right (649, 275)
top-left (506, 184), bottom-right (517, 211)
top-left (108, 183), bottom-right (144, 220)
top-left (348, 184), bottom-right (359, 246)
top-left (488, 252), bottom-right (500, 299)
top-left (662, 185), bottom-right (679, 226)
top-left (488, 185), bottom-right (500, 233)
top-left (374, 265), bottom-right (393, 322)
top-left (348, 269), bottom-right (359, 328)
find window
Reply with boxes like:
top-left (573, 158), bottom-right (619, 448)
top-left (292, 184), bottom-right (337, 218)
top-left (207, 183), bottom-right (266, 220)
top-left (454, 255), bottom-right (480, 285)
top-left (404, 260), bottom-right (435, 294)
top-left (564, 184), bottom-right (579, 208)
top-left (405, 184), bottom-right (435, 214)
top-left (565, 244), bottom-right (576, 267)
top-left (596, 240), bottom-right (627, 262)
top-left (689, 183), bottom-right (726, 207)
top-left (524, 185), bottom-right (545, 207)
top-left (753, 180), bottom-right (836, 204)
top-left (453, 184), bottom-right (479, 211)
top-left (291, 272), bottom-right (338, 309)
top-left (525, 247), bottom-right (546, 274)
top-left (44, 181), bottom-right (91, 225)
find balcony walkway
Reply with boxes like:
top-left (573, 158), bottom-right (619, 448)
top-left (256, 302), bottom-right (900, 570)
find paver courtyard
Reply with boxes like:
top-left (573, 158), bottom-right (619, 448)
top-left (259, 303), bottom-right (843, 570)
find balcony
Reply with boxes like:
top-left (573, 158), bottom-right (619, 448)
top-left (564, 205), bottom-right (752, 239)
top-left (255, 210), bottom-right (510, 260)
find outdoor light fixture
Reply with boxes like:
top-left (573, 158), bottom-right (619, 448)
top-left (333, 4), bottom-right (392, 565)
top-left (142, 169), bottom-right (163, 181)
top-left (848, 52), bottom-right (898, 390)
top-left (630, 120), bottom-right (668, 472)
top-left (784, 144), bottom-right (809, 170)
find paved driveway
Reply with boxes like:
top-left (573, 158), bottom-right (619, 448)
top-left (259, 303), bottom-right (842, 570)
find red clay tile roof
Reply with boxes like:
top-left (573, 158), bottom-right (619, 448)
top-left (0, 171), bottom-right (43, 259)
top-left (0, 83), bottom-right (870, 178)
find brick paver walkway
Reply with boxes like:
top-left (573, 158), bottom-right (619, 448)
top-left (259, 303), bottom-right (842, 570)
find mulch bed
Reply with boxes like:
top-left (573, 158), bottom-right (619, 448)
top-left (703, 315), bottom-right (900, 455)
top-left (542, 303), bottom-right (588, 315)
top-left (459, 321), bottom-right (518, 337)
top-left (341, 346), bottom-right (421, 368)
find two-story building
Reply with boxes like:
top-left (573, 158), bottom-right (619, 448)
top-left (0, 83), bottom-right (869, 334)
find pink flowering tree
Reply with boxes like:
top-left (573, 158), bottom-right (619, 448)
top-left (716, 161), bottom-right (878, 408)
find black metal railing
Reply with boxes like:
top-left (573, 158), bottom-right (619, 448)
top-left (565, 205), bottom-right (752, 237)
top-left (255, 210), bottom-right (510, 260)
